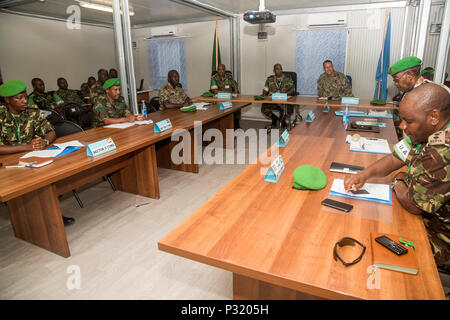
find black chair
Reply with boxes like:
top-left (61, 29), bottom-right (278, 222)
top-left (62, 102), bottom-right (92, 128)
top-left (43, 108), bottom-right (65, 125)
top-left (137, 79), bottom-right (144, 91)
top-left (148, 96), bottom-right (160, 113)
top-left (283, 71), bottom-right (299, 96)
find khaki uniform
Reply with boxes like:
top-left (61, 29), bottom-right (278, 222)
top-left (0, 104), bottom-right (54, 145)
top-left (92, 94), bottom-right (131, 128)
top-left (317, 71), bottom-right (352, 98)
top-left (158, 83), bottom-right (189, 110)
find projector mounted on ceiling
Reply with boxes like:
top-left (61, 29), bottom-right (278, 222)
top-left (243, 0), bottom-right (276, 24)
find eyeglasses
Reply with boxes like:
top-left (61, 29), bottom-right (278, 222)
top-left (333, 237), bottom-right (366, 267)
top-left (392, 72), bottom-right (407, 83)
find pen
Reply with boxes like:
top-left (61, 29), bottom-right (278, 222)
top-left (366, 138), bottom-right (380, 141)
top-left (5, 165), bottom-right (26, 168)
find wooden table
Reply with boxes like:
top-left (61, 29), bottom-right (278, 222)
top-left (194, 94), bottom-right (399, 110)
top-left (0, 102), bottom-right (249, 258)
top-left (158, 106), bottom-right (445, 300)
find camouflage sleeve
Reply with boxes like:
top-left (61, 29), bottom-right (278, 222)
top-left (0, 106), bottom-right (6, 146)
top-left (93, 101), bottom-right (112, 124)
top-left (285, 78), bottom-right (295, 94)
top-left (263, 78), bottom-right (269, 93)
top-left (341, 74), bottom-right (353, 96)
top-left (119, 99), bottom-right (131, 117)
top-left (31, 107), bottom-right (55, 138)
top-left (159, 87), bottom-right (170, 104)
top-left (210, 77), bottom-right (218, 90)
top-left (317, 76), bottom-right (325, 97)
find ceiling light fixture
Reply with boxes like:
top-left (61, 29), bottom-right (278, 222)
top-left (76, 1), bottom-right (135, 16)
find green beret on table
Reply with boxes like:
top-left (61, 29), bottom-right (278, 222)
top-left (293, 165), bottom-right (327, 190)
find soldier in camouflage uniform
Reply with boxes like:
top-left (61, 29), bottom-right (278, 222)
top-left (344, 82), bottom-right (450, 273)
top-left (159, 70), bottom-right (191, 110)
top-left (28, 78), bottom-right (64, 115)
top-left (317, 60), bottom-right (352, 99)
top-left (210, 64), bottom-right (239, 94)
top-left (261, 63), bottom-right (295, 128)
top-left (92, 78), bottom-right (143, 128)
top-left (90, 69), bottom-right (109, 104)
top-left (56, 77), bottom-right (83, 106)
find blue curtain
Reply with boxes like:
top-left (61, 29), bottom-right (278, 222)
top-left (296, 29), bottom-right (347, 95)
top-left (147, 38), bottom-right (187, 90)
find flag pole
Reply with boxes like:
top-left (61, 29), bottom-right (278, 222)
top-left (215, 20), bottom-right (219, 70)
top-left (377, 9), bottom-right (390, 100)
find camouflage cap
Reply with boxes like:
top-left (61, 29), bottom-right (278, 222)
top-left (293, 165), bottom-right (327, 190)
top-left (388, 56), bottom-right (421, 76)
top-left (103, 78), bottom-right (120, 90)
top-left (0, 80), bottom-right (27, 97)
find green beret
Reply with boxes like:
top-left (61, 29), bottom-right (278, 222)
top-left (202, 91), bottom-right (214, 97)
top-left (0, 80), bottom-right (27, 97)
top-left (293, 165), bottom-right (327, 190)
top-left (103, 78), bottom-right (120, 90)
top-left (253, 95), bottom-right (266, 100)
top-left (388, 56), bottom-right (421, 76)
top-left (180, 105), bottom-right (196, 112)
top-left (421, 68), bottom-right (434, 76)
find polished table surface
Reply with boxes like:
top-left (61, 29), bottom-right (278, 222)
top-left (158, 106), bottom-right (445, 300)
top-left (194, 94), bottom-right (399, 110)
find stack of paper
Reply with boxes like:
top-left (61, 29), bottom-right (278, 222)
top-left (104, 123), bottom-right (136, 129)
top-left (350, 137), bottom-right (391, 154)
top-left (134, 120), bottom-right (153, 125)
top-left (191, 102), bottom-right (210, 110)
top-left (330, 178), bottom-right (392, 204)
top-left (21, 149), bottom-right (65, 159)
top-left (53, 140), bottom-right (84, 149)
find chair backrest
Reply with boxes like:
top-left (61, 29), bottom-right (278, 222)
top-left (346, 75), bottom-right (352, 88)
top-left (137, 79), bottom-right (144, 91)
top-left (283, 71), bottom-right (298, 96)
top-left (53, 120), bottom-right (83, 138)
top-left (149, 96), bottom-right (160, 113)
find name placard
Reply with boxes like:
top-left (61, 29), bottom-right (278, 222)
top-left (341, 97), bottom-right (360, 105)
top-left (305, 110), bottom-right (316, 123)
top-left (154, 119), bottom-right (172, 133)
top-left (264, 155), bottom-right (285, 183)
top-left (87, 137), bottom-right (116, 157)
top-left (217, 92), bottom-right (232, 99)
top-left (272, 93), bottom-right (288, 100)
top-left (278, 129), bottom-right (290, 147)
top-left (323, 102), bottom-right (330, 113)
top-left (220, 101), bottom-right (233, 110)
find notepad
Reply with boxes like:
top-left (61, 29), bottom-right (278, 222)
top-left (134, 120), bottom-right (153, 125)
top-left (21, 149), bottom-right (64, 159)
top-left (53, 140), bottom-right (84, 149)
top-left (350, 137), bottom-right (391, 154)
top-left (329, 178), bottom-right (392, 204)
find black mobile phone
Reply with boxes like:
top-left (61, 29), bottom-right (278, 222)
top-left (321, 198), bottom-right (353, 212)
top-left (349, 189), bottom-right (370, 195)
top-left (375, 235), bottom-right (408, 255)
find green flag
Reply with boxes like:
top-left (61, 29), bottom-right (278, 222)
top-left (212, 21), bottom-right (221, 73)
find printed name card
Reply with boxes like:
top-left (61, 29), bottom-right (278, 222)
top-left (87, 137), bottom-right (116, 157)
top-left (305, 110), bottom-right (316, 122)
top-left (278, 129), bottom-right (290, 147)
top-left (264, 155), bottom-right (285, 183)
top-left (272, 93), bottom-right (288, 100)
top-left (341, 97), bottom-right (360, 105)
top-left (323, 102), bottom-right (330, 113)
top-left (220, 101), bottom-right (233, 110)
top-left (217, 92), bottom-right (232, 99)
top-left (154, 119), bottom-right (172, 133)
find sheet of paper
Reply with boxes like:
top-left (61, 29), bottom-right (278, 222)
top-left (134, 120), bottom-right (154, 125)
top-left (185, 102), bottom-right (209, 110)
top-left (104, 123), bottom-right (136, 129)
top-left (350, 137), bottom-right (391, 154)
top-left (368, 110), bottom-right (388, 117)
top-left (331, 178), bottom-right (391, 202)
top-left (53, 140), bottom-right (85, 149)
top-left (20, 149), bottom-right (64, 159)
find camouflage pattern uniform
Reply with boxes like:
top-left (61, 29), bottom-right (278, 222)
top-left (56, 89), bottom-right (83, 106)
top-left (393, 124), bottom-right (450, 272)
top-left (92, 94), bottom-right (131, 128)
top-left (28, 91), bottom-right (64, 115)
top-left (261, 75), bottom-right (295, 125)
top-left (210, 72), bottom-right (238, 92)
top-left (158, 82), bottom-right (189, 110)
top-left (0, 104), bottom-right (55, 145)
top-left (317, 71), bottom-right (352, 98)
top-left (89, 83), bottom-right (106, 105)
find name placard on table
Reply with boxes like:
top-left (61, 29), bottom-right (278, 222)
top-left (264, 155), bottom-right (285, 183)
top-left (87, 138), bottom-right (116, 157)
top-left (272, 93), bottom-right (288, 100)
top-left (278, 129), bottom-right (290, 147)
top-left (220, 101), bottom-right (233, 110)
top-left (154, 119), bottom-right (172, 132)
top-left (217, 92), bottom-right (232, 99)
top-left (341, 97), bottom-right (360, 105)
top-left (305, 110), bottom-right (316, 122)
top-left (323, 102), bottom-right (330, 113)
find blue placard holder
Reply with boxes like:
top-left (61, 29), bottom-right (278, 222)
top-left (278, 129), bottom-right (290, 147)
top-left (86, 138), bottom-right (116, 157)
top-left (341, 97), bottom-right (359, 105)
top-left (217, 92), bottom-right (232, 99)
top-left (264, 156), bottom-right (285, 183)
top-left (305, 110), bottom-right (316, 122)
top-left (323, 102), bottom-right (329, 113)
top-left (154, 119), bottom-right (172, 132)
top-left (272, 93), bottom-right (288, 100)
top-left (220, 101), bottom-right (233, 110)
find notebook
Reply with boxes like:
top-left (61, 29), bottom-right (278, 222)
top-left (329, 178), bottom-right (392, 204)
top-left (350, 137), bottom-right (391, 154)
top-left (370, 232), bottom-right (418, 275)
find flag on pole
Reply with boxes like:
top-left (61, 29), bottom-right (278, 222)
top-left (212, 21), bottom-right (221, 73)
top-left (373, 11), bottom-right (391, 101)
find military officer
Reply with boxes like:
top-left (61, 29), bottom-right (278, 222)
top-left (90, 69), bottom-right (109, 104)
top-left (159, 70), bottom-right (191, 110)
top-left (317, 60), bottom-right (352, 99)
top-left (344, 82), bottom-right (450, 273)
top-left (261, 63), bottom-right (295, 129)
top-left (56, 77), bottom-right (83, 105)
top-left (28, 78), bottom-right (64, 114)
top-left (210, 64), bottom-right (239, 94)
top-left (92, 78), bottom-right (143, 128)
top-left (109, 68), bottom-right (118, 79)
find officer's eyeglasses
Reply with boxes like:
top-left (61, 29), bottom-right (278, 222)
top-left (393, 72), bottom-right (407, 83)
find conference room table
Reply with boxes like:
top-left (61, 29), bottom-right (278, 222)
top-left (0, 101), bottom-right (249, 258)
top-left (158, 105), bottom-right (445, 300)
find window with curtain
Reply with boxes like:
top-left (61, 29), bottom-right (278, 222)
top-left (296, 29), bottom-right (348, 95)
top-left (147, 37), bottom-right (187, 91)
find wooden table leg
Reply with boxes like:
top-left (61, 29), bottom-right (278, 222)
top-left (6, 184), bottom-right (70, 258)
top-left (156, 130), bottom-right (199, 173)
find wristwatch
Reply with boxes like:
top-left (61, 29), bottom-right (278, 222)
top-left (392, 177), bottom-right (407, 188)
top-left (44, 139), bottom-right (50, 146)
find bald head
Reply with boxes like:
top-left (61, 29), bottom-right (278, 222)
top-left (403, 82), bottom-right (450, 117)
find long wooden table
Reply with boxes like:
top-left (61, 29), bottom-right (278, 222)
top-left (0, 102), bottom-right (249, 257)
top-left (158, 106), bottom-right (445, 300)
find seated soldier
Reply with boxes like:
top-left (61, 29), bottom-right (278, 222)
top-left (109, 68), bottom-right (118, 79)
top-left (261, 63), bottom-right (295, 131)
top-left (210, 64), bottom-right (239, 94)
top-left (159, 70), bottom-right (191, 110)
top-left (344, 82), bottom-right (449, 274)
top-left (317, 60), bottom-right (352, 99)
top-left (0, 80), bottom-right (75, 226)
top-left (90, 69), bottom-right (109, 104)
top-left (92, 78), bottom-right (143, 128)
top-left (28, 78), bottom-right (64, 115)
top-left (56, 77), bottom-right (83, 106)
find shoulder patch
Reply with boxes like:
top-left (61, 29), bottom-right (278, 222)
top-left (428, 130), bottom-right (446, 146)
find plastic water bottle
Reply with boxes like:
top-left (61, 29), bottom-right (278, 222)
top-left (343, 104), bottom-right (349, 129)
top-left (141, 100), bottom-right (147, 120)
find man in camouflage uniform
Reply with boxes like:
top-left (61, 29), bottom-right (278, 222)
top-left (344, 82), bottom-right (450, 274)
top-left (90, 69), bottom-right (109, 104)
top-left (56, 77), bottom-right (83, 105)
top-left (210, 64), bottom-right (239, 94)
top-left (28, 78), bottom-right (64, 115)
top-left (317, 60), bottom-right (352, 99)
top-left (92, 78), bottom-right (143, 128)
top-left (261, 63), bottom-right (295, 129)
top-left (159, 70), bottom-right (191, 110)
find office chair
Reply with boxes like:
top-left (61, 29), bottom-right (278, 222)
top-left (148, 97), bottom-right (160, 113)
top-left (44, 108), bottom-right (65, 125)
top-left (63, 102), bottom-right (92, 128)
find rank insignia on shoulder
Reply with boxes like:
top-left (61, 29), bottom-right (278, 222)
top-left (428, 131), bottom-right (445, 146)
